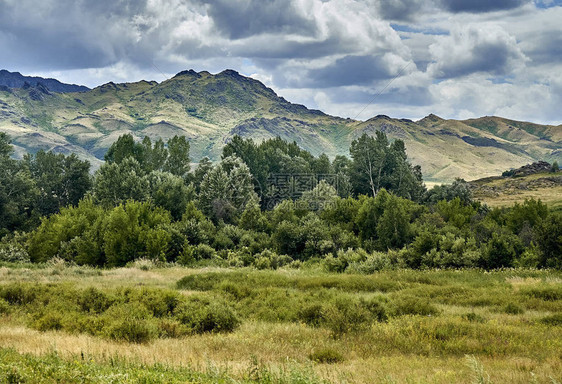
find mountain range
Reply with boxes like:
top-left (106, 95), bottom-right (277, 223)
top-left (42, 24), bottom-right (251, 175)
top-left (0, 68), bottom-right (560, 183)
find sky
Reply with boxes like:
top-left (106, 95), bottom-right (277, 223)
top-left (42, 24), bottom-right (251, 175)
top-left (1, 0), bottom-right (561, 124)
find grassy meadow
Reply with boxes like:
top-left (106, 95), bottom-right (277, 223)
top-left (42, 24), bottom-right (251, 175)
top-left (1, 262), bottom-right (561, 383)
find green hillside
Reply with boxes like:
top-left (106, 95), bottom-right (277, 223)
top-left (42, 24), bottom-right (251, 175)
top-left (1, 69), bottom-right (560, 182)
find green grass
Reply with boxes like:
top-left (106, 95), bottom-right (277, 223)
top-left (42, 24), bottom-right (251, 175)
top-left (1, 265), bottom-right (562, 383)
top-left (0, 348), bottom-right (327, 384)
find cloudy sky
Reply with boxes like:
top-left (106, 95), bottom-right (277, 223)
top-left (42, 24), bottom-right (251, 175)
top-left (1, 0), bottom-right (561, 124)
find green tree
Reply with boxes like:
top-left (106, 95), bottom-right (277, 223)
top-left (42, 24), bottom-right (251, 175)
top-left (104, 134), bottom-right (145, 166)
top-left (148, 171), bottom-right (195, 221)
top-left (164, 136), bottom-right (190, 179)
top-left (376, 195), bottom-right (412, 250)
top-left (93, 157), bottom-right (149, 207)
top-left (350, 132), bottom-right (389, 197)
top-left (103, 200), bottom-right (171, 266)
top-left (198, 156), bottom-right (257, 223)
top-left (535, 212), bottom-right (562, 268)
top-left (27, 197), bottom-right (105, 264)
top-left (424, 179), bottom-right (473, 205)
top-left (350, 132), bottom-right (424, 200)
top-left (193, 157), bottom-right (213, 192)
top-left (0, 133), bottom-right (38, 236)
top-left (300, 180), bottom-right (338, 211)
top-left (25, 150), bottom-right (91, 216)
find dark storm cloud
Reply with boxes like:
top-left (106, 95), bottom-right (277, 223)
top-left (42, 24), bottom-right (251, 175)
top-left (440, 0), bottom-right (528, 13)
top-left (0, 0), bottom-right (149, 70)
top-left (327, 85), bottom-right (433, 106)
top-left (302, 55), bottom-right (398, 88)
top-left (428, 25), bottom-right (527, 79)
top-left (374, 0), bottom-right (432, 22)
top-left (199, 0), bottom-right (315, 39)
top-left (520, 30), bottom-right (562, 63)
top-left (434, 40), bottom-right (522, 78)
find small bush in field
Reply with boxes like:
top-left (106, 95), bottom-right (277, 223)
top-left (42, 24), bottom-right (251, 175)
top-left (539, 313), bottom-right (562, 326)
top-left (308, 348), bottom-right (344, 364)
top-left (157, 318), bottom-right (189, 338)
top-left (324, 297), bottom-right (372, 337)
top-left (193, 244), bottom-right (217, 260)
top-left (219, 282), bottom-right (253, 300)
top-left (503, 302), bottom-right (525, 315)
top-left (391, 295), bottom-right (440, 317)
top-left (174, 297), bottom-right (239, 334)
top-left (297, 304), bottom-right (325, 327)
top-left (32, 310), bottom-right (65, 331)
top-left (462, 312), bottom-right (486, 323)
top-left (77, 287), bottom-right (114, 314)
top-left (521, 286), bottom-right (562, 301)
top-left (0, 283), bottom-right (36, 305)
top-left (105, 318), bottom-right (156, 343)
top-left (102, 303), bottom-right (157, 343)
top-left (0, 299), bottom-right (11, 315)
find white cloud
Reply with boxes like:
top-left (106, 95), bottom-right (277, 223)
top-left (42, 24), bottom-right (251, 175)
top-left (0, 0), bottom-right (560, 124)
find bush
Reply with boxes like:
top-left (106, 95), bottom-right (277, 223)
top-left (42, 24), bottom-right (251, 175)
top-left (462, 312), bottom-right (486, 323)
top-left (77, 287), bottom-right (114, 314)
top-left (0, 235), bottom-right (30, 263)
top-left (391, 295), bottom-right (440, 317)
top-left (346, 252), bottom-right (393, 273)
top-left (192, 244), bottom-right (217, 260)
top-left (102, 303), bottom-right (157, 343)
top-left (324, 248), bottom-right (368, 273)
top-left (0, 299), bottom-right (10, 315)
top-left (252, 249), bottom-right (292, 270)
top-left (0, 283), bottom-right (36, 305)
top-left (503, 302), bottom-right (524, 315)
top-left (539, 313), bottom-right (562, 326)
top-left (308, 348), bottom-right (344, 364)
top-left (297, 304), bottom-right (325, 327)
top-left (32, 311), bottom-right (65, 331)
top-left (323, 296), bottom-right (386, 337)
top-left (174, 297), bottom-right (240, 334)
top-left (521, 286), bottom-right (562, 301)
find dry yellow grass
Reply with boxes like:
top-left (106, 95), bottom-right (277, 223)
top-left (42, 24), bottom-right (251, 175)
top-left (477, 186), bottom-right (562, 209)
top-left (1, 321), bottom-right (560, 384)
top-left (1, 266), bottom-right (561, 383)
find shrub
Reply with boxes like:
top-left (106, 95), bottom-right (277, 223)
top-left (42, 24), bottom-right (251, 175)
top-left (539, 313), bottom-right (562, 326)
top-left (0, 234), bottom-right (30, 263)
top-left (462, 312), bottom-right (486, 323)
top-left (32, 311), bottom-right (65, 332)
top-left (174, 297), bottom-right (240, 334)
top-left (157, 318), bottom-right (189, 338)
top-left (0, 299), bottom-right (10, 315)
top-left (219, 282), bottom-right (253, 301)
top-left (391, 295), bottom-right (440, 317)
top-left (308, 348), bottom-right (344, 364)
top-left (176, 273), bottom-right (223, 291)
top-left (192, 244), bottom-right (217, 260)
top-left (102, 303), bottom-right (157, 343)
top-left (521, 286), bottom-right (562, 301)
top-left (297, 304), bottom-right (325, 327)
top-left (323, 296), bottom-right (385, 337)
top-left (0, 284), bottom-right (36, 305)
top-left (77, 287), bottom-right (114, 314)
top-left (503, 302), bottom-right (525, 315)
top-left (346, 252), bottom-right (393, 273)
top-left (324, 248), bottom-right (368, 273)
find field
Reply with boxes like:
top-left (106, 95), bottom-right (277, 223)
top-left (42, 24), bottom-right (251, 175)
top-left (1, 262), bottom-right (561, 383)
top-left (470, 172), bottom-right (562, 211)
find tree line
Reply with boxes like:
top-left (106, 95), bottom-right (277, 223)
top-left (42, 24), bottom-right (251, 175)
top-left (0, 131), bottom-right (560, 269)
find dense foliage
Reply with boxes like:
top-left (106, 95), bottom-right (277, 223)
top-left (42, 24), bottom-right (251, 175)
top-left (1, 132), bottom-right (560, 269)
